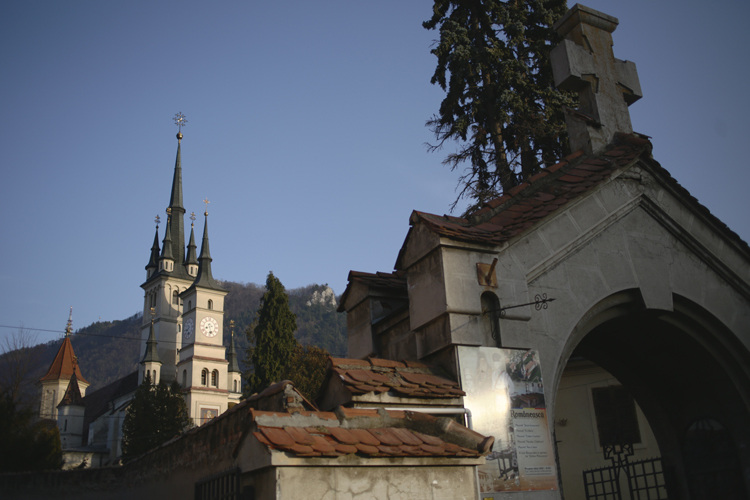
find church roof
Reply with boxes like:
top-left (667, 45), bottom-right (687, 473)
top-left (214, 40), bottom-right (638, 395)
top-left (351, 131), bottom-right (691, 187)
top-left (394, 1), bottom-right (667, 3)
top-left (81, 371), bottom-right (139, 445)
top-left (58, 372), bottom-right (85, 407)
top-left (396, 132), bottom-right (749, 268)
top-left (39, 336), bottom-right (89, 385)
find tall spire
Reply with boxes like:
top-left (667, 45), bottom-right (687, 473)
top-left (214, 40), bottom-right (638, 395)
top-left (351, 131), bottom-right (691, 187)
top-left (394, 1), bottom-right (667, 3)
top-left (166, 112), bottom-right (187, 270)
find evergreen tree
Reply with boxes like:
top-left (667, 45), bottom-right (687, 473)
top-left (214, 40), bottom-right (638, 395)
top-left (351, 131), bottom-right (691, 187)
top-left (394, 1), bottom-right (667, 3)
top-left (424, 0), bottom-right (574, 212)
top-left (245, 272), bottom-right (298, 395)
top-left (280, 345), bottom-right (330, 402)
top-left (121, 374), bottom-right (190, 460)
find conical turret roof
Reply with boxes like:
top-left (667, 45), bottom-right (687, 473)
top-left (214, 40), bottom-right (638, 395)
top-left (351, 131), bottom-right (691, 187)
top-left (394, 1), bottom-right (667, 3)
top-left (40, 314), bottom-right (89, 385)
top-left (57, 372), bottom-right (85, 407)
top-left (146, 226), bottom-right (160, 270)
top-left (185, 213), bottom-right (224, 292)
top-left (184, 222), bottom-right (198, 267)
top-left (227, 330), bottom-right (240, 373)
top-left (140, 320), bottom-right (162, 365)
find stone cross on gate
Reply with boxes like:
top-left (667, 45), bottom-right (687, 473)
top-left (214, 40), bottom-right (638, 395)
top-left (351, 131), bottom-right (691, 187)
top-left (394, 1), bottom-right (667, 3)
top-left (551, 4), bottom-right (642, 155)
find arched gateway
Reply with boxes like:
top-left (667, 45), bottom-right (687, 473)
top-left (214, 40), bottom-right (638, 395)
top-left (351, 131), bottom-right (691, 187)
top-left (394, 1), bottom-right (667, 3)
top-left (338, 9), bottom-right (750, 499)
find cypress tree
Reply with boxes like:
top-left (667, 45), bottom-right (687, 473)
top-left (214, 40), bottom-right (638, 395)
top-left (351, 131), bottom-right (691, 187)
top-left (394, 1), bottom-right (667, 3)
top-left (245, 272), bottom-right (298, 395)
top-left (424, 0), bottom-right (574, 213)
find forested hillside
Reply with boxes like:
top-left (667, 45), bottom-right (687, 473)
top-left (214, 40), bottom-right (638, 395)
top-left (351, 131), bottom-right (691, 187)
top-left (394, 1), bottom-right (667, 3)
top-left (14, 281), bottom-right (346, 394)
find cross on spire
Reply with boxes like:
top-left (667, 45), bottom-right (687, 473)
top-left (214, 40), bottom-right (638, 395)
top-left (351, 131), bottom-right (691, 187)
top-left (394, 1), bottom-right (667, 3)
top-left (173, 112), bottom-right (187, 142)
top-left (551, 5), bottom-right (642, 154)
top-left (203, 198), bottom-right (210, 216)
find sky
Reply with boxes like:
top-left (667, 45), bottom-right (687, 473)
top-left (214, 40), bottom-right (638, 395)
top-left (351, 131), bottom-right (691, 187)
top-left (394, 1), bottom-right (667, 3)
top-left (2, 1), bottom-right (748, 347)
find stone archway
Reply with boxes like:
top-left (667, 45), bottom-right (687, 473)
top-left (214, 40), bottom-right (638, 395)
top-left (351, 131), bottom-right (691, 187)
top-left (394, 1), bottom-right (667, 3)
top-left (553, 290), bottom-right (750, 500)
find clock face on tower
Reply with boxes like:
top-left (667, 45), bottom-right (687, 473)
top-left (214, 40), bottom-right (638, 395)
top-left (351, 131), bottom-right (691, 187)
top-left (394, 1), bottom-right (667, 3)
top-left (200, 317), bottom-right (219, 338)
top-left (184, 318), bottom-right (194, 339)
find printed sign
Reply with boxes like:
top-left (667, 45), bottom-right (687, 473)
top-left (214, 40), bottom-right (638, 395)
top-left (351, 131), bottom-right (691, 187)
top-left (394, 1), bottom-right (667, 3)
top-left (458, 346), bottom-right (557, 494)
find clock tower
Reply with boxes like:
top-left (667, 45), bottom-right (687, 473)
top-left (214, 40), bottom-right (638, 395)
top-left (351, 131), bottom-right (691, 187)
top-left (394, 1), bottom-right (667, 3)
top-left (178, 207), bottom-right (234, 425)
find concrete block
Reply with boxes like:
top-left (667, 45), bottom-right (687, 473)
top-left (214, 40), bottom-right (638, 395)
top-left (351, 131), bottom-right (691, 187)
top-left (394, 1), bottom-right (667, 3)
top-left (510, 232), bottom-right (552, 273)
top-left (569, 195), bottom-right (608, 234)
top-left (539, 212), bottom-right (580, 253)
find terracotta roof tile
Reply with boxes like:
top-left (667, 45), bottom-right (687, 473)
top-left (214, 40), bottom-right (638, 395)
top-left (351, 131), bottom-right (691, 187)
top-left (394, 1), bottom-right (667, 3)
top-left (284, 426), bottom-right (316, 445)
top-left (323, 357), bottom-right (465, 402)
top-left (260, 427), bottom-right (295, 447)
top-left (349, 428), bottom-right (381, 446)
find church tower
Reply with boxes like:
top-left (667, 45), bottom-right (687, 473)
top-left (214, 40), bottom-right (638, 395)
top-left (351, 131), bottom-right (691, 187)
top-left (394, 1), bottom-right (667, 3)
top-left (178, 208), bottom-right (231, 425)
top-left (140, 114), bottom-right (194, 382)
top-left (38, 308), bottom-right (89, 420)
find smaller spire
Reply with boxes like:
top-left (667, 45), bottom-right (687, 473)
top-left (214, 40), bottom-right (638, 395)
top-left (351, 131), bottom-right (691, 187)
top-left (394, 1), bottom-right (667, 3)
top-left (185, 206), bottom-right (224, 292)
top-left (184, 212), bottom-right (198, 267)
top-left (141, 308), bottom-right (162, 366)
top-left (227, 320), bottom-right (240, 373)
top-left (146, 217), bottom-right (161, 271)
top-left (160, 209), bottom-right (174, 261)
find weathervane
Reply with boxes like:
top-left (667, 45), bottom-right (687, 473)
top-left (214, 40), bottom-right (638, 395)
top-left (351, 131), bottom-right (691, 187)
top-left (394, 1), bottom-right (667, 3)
top-left (203, 198), bottom-right (210, 216)
top-left (174, 112), bottom-right (187, 142)
top-left (155, 214), bottom-right (161, 229)
top-left (190, 211), bottom-right (196, 228)
top-left (166, 207), bottom-right (172, 223)
top-left (150, 307), bottom-right (155, 324)
top-left (230, 320), bottom-right (235, 339)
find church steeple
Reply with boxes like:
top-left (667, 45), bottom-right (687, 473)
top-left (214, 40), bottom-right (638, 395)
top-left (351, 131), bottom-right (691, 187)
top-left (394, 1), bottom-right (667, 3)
top-left (159, 211), bottom-right (175, 272)
top-left (165, 117), bottom-right (187, 270)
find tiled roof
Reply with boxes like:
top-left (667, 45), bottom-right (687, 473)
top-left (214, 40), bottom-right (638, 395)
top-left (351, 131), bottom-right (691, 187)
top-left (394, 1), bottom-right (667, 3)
top-left (399, 132), bottom-right (748, 260)
top-left (81, 371), bottom-right (138, 444)
top-left (328, 357), bottom-right (465, 399)
top-left (251, 407), bottom-right (491, 459)
top-left (39, 336), bottom-right (90, 385)
top-left (337, 270), bottom-right (407, 312)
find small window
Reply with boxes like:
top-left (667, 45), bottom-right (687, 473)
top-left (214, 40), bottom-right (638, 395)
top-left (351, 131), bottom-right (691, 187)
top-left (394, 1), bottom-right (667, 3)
top-left (153, 370), bottom-right (157, 383)
top-left (233, 380), bottom-right (237, 392)
top-left (172, 290), bottom-right (179, 305)
top-left (182, 370), bottom-right (187, 387)
top-left (481, 292), bottom-right (502, 347)
top-left (211, 370), bottom-right (218, 387)
top-left (64, 419), bottom-right (68, 432)
top-left (208, 299), bottom-right (213, 310)
top-left (201, 369), bottom-right (208, 386)
top-left (188, 300), bottom-right (192, 311)
top-left (592, 385), bottom-right (641, 446)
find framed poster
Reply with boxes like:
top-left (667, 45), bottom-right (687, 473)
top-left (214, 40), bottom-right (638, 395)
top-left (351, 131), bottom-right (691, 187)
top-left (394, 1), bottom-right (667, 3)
top-left (458, 346), bottom-right (557, 495)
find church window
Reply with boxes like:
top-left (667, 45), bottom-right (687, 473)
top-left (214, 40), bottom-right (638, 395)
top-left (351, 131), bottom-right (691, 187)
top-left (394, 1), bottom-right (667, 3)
top-left (211, 370), bottom-right (218, 387)
top-left (172, 290), bottom-right (179, 305)
top-left (182, 370), bottom-right (187, 387)
top-left (201, 369), bottom-right (208, 386)
top-left (153, 370), bottom-right (157, 383)
top-left (233, 380), bottom-right (238, 393)
top-left (591, 385), bottom-right (641, 446)
top-left (188, 300), bottom-right (192, 311)
top-left (481, 292), bottom-right (502, 347)
top-left (178, 324), bottom-right (181, 333)
top-left (208, 299), bottom-right (213, 310)
top-left (64, 419), bottom-right (68, 432)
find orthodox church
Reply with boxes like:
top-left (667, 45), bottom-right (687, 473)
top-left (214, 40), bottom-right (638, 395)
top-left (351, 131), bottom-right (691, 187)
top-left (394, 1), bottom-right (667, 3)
top-left (37, 121), bottom-right (242, 467)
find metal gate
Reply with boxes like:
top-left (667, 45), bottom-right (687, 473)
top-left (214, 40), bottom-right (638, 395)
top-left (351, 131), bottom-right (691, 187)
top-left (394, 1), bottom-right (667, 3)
top-left (583, 444), bottom-right (668, 500)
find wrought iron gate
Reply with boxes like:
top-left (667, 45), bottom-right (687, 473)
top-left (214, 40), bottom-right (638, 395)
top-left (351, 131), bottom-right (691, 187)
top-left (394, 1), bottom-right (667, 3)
top-left (583, 444), bottom-right (668, 500)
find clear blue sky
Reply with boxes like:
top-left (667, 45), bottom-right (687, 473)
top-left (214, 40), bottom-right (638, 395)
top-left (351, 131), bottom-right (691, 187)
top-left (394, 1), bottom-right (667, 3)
top-left (2, 1), bottom-right (748, 346)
